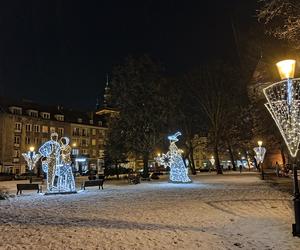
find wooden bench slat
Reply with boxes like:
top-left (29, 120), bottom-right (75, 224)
top-left (16, 184), bottom-right (41, 195)
top-left (82, 179), bottom-right (104, 190)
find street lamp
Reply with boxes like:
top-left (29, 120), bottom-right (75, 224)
top-left (263, 59), bottom-right (300, 236)
top-left (253, 140), bottom-right (266, 180)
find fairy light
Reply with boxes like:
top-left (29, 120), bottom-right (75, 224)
top-left (155, 132), bottom-right (191, 183)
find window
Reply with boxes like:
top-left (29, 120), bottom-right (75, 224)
top-left (77, 118), bottom-right (82, 123)
top-left (98, 121), bottom-right (102, 126)
top-left (41, 112), bottom-right (50, 119)
top-left (82, 128), bottom-right (87, 136)
top-left (58, 128), bottom-right (64, 136)
top-left (28, 110), bottom-right (38, 117)
top-left (50, 127), bottom-right (56, 133)
top-left (9, 106), bottom-right (22, 115)
top-left (14, 136), bottom-right (20, 145)
top-left (55, 114), bottom-right (64, 121)
top-left (72, 148), bottom-right (79, 155)
top-left (25, 124), bottom-right (32, 132)
top-left (73, 128), bottom-right (80, 136)
top-left (15, 122), bottom-right (22, 132)
top-left (82, 149), bottom-right (88, 155)
top-left (25, 137), bottom-right (30, 144)
top-left (13, 150), bottom-right (20, 158)
top-left (91, 139), bottom-right (96, 146)
top-left (92, 129), bottom-right (96, 136)
top-left (42, 126), bottom-right (48, 133)
top-left (89, 120), bottom-right (93, 125)
top-left (34, 137), bottom-right (39, 145)
top-left (99, 150), bottom-right (104, 158)
top-left (92, 149), bottom-right (96, 157)
top-left (81, 139), bottom-right (88, 147)
top-left (33, 125), bottom-right (40, 133)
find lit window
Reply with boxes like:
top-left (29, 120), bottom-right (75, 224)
top-left (92, 139), bottom-right (96, 146)
top-left (14, 136), bottom-right (20, 145)
top-left (42, 126), bottom-right (48, 133)
top-left (58, 128), bottom-right (64, 136)
top-left (41, 112), bottom-right (50, 119)
top-left (55, 115), bottom-right (64, 121)
top-left (92, 129), bottom-right (96, 136)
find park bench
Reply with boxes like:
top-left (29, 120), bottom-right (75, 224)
top-left (16, 183), bottom-right (42, 195)
top-left (81, 179), bottom-right (104, 190)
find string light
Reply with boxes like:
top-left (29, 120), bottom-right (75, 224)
top-left (155, 132), bottom-right (192, 183)
top-left (39, 133), bottom-right (76, 193)
top-left (263, 78), bottom-right (300, 157)
top-left (22, 150), bottom-right (41, 171)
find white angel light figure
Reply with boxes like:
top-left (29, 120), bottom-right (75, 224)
top-left (156, 132), bottom-right (191, 183)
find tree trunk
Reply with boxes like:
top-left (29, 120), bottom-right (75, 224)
top-left (244, 150), bottom-right (251, 172)
top-left (143, 154), bottom-right (149, 177)
top-left (189, 147), bottom-right (197, 175)
top-left (214, 145), bottom-right (223, 174)
top-left (280, 144), bottom-right (286, 166)
top-left (115, 162), bottom-right (119, 180)
top-left (227, 143), bottom-right (236, 171)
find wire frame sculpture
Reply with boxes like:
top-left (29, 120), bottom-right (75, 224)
top-left (263, 78), bottom-right (300, 157)
top-left (253, 146), bottom-right (266, 164)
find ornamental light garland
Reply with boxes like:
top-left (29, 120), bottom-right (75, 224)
top-left (155, 132), bottom-right (191, 183)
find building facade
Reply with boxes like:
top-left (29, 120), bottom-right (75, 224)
top-left (0, 100), bottom-right (107, 174)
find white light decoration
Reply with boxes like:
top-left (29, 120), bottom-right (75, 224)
top-left (22, 148), bottom-right (41, 171)
top-left (209, 156), bottom-right (215, 166)
top-left (253, 144), bottom-right (266, 164)
top-left (263, 76), bottom-right (300, 157)
top-left (155, 132), bottom-right (191, 183)
top-left (39, 133), bottom-right (76, 193)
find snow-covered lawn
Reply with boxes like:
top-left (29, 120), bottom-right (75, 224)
top-left (0, 173), bottom-right (300, 250)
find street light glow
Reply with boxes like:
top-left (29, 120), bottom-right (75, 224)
top-left (276, 59), bottom-right (296, 79)
top-left (257, 140), bottom-right (263, 147)
top-left (29, 146), bottom-right (35, 152)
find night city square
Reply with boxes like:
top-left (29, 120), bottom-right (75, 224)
top-left (1, 1), bottom-right (300, 249)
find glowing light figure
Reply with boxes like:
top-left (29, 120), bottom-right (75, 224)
top-left (39, 133), bottom-right (76, 193)
top-left (22, 151), bottom-right (41, 171)
top-left (156, 132), bottom-right (191, 183)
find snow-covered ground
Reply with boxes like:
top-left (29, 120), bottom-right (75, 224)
top-left (0, 173), bottom-right (300, 250)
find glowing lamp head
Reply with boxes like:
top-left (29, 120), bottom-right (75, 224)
top-left (257, 140), bottom-right (263, 147)
top-left (276, 59), bottom-right (296, 79)
top-left (72, 143), bottom-right (77, 147)
top-left (29, 146), bottom-right (35, 152)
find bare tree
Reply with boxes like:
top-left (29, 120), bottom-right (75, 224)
top-left (258, 0), bottom-right (300, 48)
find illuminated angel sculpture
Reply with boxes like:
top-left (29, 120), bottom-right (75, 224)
top-left (156, 132), bottom-right (191, 183)
top-left (39, 133), bottom-right (76, 193)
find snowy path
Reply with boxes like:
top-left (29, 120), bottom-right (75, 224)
top-left (0, 174), bottom-right (300, 250)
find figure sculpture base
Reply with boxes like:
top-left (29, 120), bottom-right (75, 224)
top-left (44, 191), bottom-right (77, 195)
top-left (169, 180), bottom-right (192, 184)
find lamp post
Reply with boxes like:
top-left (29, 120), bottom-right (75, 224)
top-left (263, 59), bottom-right (300, 236)
top-left (253, 140), bottom-right (266, 180)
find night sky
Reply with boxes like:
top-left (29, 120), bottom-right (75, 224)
top-left (0, 0), bottom-right (257, 110)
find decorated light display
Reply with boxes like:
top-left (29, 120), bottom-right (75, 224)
top-left (253, 141), bottom-right (266, 165)
top-left (22, 146), bottom-right (41, 171)
top-left (39, 133), bottom-right (76, 193)
top-left (209, 156), bottom-right (215, 167)
top-left (155, 132), bottom-right (191, 183)
top-left (263, 59), bottom-right (300, 236)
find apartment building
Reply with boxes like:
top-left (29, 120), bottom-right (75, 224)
top-left (0, 99), bottom-right (107, 174)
